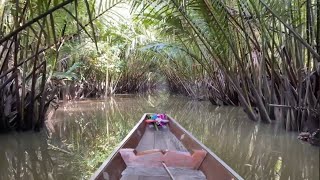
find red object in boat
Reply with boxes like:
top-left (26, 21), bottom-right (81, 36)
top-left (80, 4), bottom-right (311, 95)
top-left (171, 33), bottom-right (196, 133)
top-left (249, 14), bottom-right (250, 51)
top-left (145, 119), bottom-right (169, 124)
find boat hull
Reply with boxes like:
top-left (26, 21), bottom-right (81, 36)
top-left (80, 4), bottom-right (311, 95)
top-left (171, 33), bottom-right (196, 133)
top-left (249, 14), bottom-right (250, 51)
top-left (91, 113), bottom-right (243, 180)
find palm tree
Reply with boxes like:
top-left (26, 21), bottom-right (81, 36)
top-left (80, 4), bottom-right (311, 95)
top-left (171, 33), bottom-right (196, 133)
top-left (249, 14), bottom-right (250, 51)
top-left (1, 0), bottom-right (319, 134)
top-left (133, 0), bottom-right (320, 131)
top-left (0, 0), bottom-right (131, 131)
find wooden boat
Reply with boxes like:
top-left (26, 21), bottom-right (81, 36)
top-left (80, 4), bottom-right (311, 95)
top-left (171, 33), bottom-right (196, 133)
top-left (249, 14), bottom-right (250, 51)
top-left (91, 113), bottom-right (243, 180)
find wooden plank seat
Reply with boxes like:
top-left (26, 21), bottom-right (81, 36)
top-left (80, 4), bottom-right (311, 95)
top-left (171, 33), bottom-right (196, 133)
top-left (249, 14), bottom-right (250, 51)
top-left (120, 148), bottom-right (207, 169)
top-left (120, 125), bottom-right (208, 179)
top-left (120, 166), bottom-right (207, 180)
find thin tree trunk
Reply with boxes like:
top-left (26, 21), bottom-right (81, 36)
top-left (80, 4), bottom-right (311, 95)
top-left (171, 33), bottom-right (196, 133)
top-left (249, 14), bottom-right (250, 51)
top-left (13, 35), bottom-right (22, 129)
top-left (35, 61), bottom-right (46, 131)
top-left (317, 0), bottom-right (320, 56)
top-left (105, 66), bottom-right (109, 97)
top-left (13, 0), bottom-right (21, 129)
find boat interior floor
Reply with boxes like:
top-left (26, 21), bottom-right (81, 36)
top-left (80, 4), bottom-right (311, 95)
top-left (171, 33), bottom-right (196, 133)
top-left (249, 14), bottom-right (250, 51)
top-left (121, 166), bottom-right (206, 180)
top-left (136, 126), bottom-right (188, 153)
top-left (120, 126), bottom-right (207, 180)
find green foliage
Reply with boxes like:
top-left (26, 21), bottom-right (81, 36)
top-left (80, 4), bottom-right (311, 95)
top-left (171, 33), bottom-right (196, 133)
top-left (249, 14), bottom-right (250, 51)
top-left (52, 62), bottom-right (83, 80)
top-left (0, 0), bottom-right (137, 131)
top-left (133, 0), bottom-right (320, 129)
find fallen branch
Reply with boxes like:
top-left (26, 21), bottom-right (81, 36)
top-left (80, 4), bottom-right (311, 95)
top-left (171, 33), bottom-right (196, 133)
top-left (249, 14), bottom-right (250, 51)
top-left (268, 104), bottom-right (319, 114)
top-left (48, 143), bottom-right (72, 155)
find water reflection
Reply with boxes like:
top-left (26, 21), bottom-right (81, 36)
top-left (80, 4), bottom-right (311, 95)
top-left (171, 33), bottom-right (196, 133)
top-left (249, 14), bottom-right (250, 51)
top-left (0, 94), bottom-right (319, 180)
top-left (0, 132), bottom-right (67, 180)
top-left (164, 101), bottom-right (319, 180)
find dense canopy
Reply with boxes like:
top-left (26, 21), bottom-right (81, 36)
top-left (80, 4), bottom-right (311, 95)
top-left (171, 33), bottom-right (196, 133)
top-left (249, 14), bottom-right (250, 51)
top-left (0, 0), bottom-right (319, 138)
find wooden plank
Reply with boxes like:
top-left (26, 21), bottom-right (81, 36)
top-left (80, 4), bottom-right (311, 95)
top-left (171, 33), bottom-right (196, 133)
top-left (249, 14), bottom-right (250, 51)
top-left (121, 166), bottom-right (206, 180)
top-left (121, 175), bottom-right (207, 180)
top-left (120, 148), bottom-right (206, 169)
top-left (136, 126), bottom-right (188, 152)
top-left (162, 128), bottom-right (189, 152)
top-left (136, 126), bottom-right (155, 152)
top-left (154, 129), bottom-right (168, 150)
top-left (121, 175), bottom-right (170, 180)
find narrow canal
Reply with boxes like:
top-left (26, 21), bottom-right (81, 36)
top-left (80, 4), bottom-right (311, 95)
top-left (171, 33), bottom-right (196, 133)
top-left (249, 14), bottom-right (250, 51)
top-left (0, 94), bottom-right (319, 179)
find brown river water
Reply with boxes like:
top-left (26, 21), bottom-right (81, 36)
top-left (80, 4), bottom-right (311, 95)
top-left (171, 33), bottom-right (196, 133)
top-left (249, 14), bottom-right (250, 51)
top-left (0, 94), bottom-right (319, 180)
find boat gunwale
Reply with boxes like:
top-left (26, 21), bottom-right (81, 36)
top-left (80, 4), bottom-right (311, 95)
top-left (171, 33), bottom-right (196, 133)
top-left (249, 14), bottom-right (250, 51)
top-left (167, 114), bottom-right (244, 180)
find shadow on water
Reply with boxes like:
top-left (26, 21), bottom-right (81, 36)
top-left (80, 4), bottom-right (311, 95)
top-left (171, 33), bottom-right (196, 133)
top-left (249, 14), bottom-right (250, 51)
top-left (0, 131), bottom-right (73, 180)
top-left (0, 94), bottom-right (319, 179)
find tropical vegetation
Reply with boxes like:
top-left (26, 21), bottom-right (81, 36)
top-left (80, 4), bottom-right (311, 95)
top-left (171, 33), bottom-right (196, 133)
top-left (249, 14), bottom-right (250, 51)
top-left (0, 0), bottom-right (319, 141)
